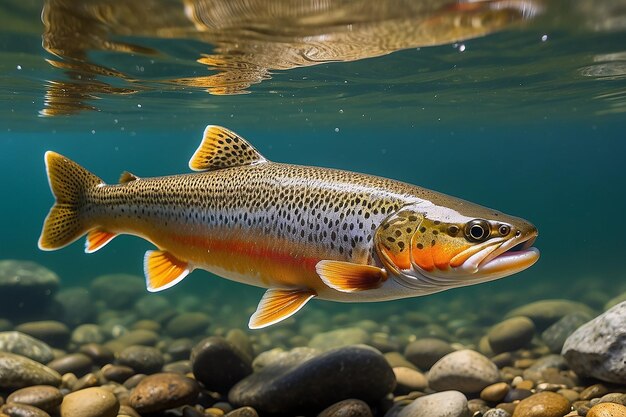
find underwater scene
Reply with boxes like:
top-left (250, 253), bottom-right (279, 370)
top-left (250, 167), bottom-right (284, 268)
top-left (1, 0), bottom-right (626, 416)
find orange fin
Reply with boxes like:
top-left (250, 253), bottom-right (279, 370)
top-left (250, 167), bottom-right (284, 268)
top-left (144, 250), bottom-right (190, 292)
top-left (188, 125), bottom-right (268, 172)
top-left (249, 288), bottom-right (316, 329)
top-left (119, 171), bottom-right (139, 183)
top-left (316, 260), bottom-right (387, 292)
top-left (85, 229), bottom-right (117, 253)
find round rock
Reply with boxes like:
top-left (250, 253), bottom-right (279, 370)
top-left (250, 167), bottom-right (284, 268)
top-left (393, 367), bottom-right (428, 394)
top-left (487, 317), bottom-right (535, 354)
top-left (53, 288), bottom-right (96, 326)
top-left (229, 345), bottom-right (395, 415)
top-left (71, 324), bottom-right (105, 345)
top-left (6, 385), bottom-right (63, 413)
top-left (60, 387), bottom-right (119, 417)
top-left (318, 399), bottom-right (373, 417)
top-left (404, 338), bottom-right (454, 370)
top-left (47, 353), bottom-right (93, 377)
top-left (428, 349), bottom-right (500, 394)
top-left (511, 392), bottom-right (570, 417)
top-left (128, 372), bottom-right (199, 413)
top-left (117, 345), bottom-right (164, 374)
top-left (191, 336), bottom-right (252, 393)
top-left (0, 352), bottom-right (61, 389)
top-left (480, 382), bottom-right (510, 403)
top-left (587, 402), bottom-right (626, 417)
top-left (506, 299), bottom-right (594, 331)
top-left (397, 390), bottom-right (471, 417)
top-left (14, 321), bottom-right (70, 349)
top-left (165, 312), bottom-right (211, 338)
top-left (0, 402), bottom-right (51, 417)
top-left (0, 332), bottom-right (54, 363)
top-left (0, 260), bottom-right (59, 320)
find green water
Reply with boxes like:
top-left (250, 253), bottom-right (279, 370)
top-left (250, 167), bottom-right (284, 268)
top-left (1, 0), bottom-right (626, 326)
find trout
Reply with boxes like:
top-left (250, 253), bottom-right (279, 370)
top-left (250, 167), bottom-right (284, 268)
top-left (39, 125), bottom-right (539, 328)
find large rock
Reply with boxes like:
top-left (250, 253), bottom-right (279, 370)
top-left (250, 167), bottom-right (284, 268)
top-left (506, 300), bottom-right (594, 331)
top-left (404, 338), bottom-right (454, 370)
top-left (54, 287), bottom-right (97, 326)
top-left (191, 336), bottom-right (252, 393)
top-left (428, 350), bottom-right (500, 394)
top-left (0, 331), bottom-right (54, 363)
top-left (487, 317), bottom-right (535, 354)
top-left (562, 301), bottom-right (626, 384)
top-left (15, 321), bottom-right (70, 348)
top-left (229, 345), bottom-right (395, 415)
top-left (128, 373), bottom-right (199, 413)
top-left (0, 260), bottom-right (59, 319)
top-left (0, 351), bottom-right (61, 389)
top-left (91, 274), bottom-right (145, 310)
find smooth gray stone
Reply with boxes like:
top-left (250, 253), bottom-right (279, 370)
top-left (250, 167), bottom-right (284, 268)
top-left (0, 351), bottom-right (61, 389)
top-left (397, 391), bottom-right (471, 417)
top-left (229, 345), bottom-right (395, 415)
top-left (562, 301), bottom-right (626, 384)
top-left (0, 331), bottom-right (54, 363)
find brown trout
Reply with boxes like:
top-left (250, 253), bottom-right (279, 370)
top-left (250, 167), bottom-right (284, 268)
top-left (39, 125), bottom-right (539, 328)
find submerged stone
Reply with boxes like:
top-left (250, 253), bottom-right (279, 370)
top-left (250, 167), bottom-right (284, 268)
top-left (0, 260), bottom-right (59, 320)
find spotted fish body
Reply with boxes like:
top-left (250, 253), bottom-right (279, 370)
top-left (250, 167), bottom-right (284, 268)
top-left (39, 125), bottom-right (540, 328)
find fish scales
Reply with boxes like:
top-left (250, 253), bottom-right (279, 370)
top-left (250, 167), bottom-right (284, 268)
top-left (39, 125), bottom-right (539, 328)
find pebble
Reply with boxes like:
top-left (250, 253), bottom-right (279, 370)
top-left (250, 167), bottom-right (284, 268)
top-left (104, 330), bottom-right (159, 353)
top-left (128, 373), bottom-right (199, 413)
top-left (487, 317), bottom-right (535, 354)
top-left (480, 382), bottom-right (510, 402)
top-left (47, 353), bottom-right (92, 377)
top-left (393, 367), bottom-right (428, 394)
top-left (318, 399), bottom-right (373, 417)
top-left (385, 352), bottom-right (418, 370)
top-left (0, 332), bottom-right (54, 363)
top-left (506, 299), bottom-right (594, 331)
top-left (165, 313), bottom-right (211, 338)
top-left (503, 388), bottom-right (533, 402)
top-left (0, 352), bottom-right (61, 389)
top-left (190, 337), bottom-right (252, 393)
top-left (117, 345), bottom-right (164, 374)
top-left (563, 301), bottom-right (626, 384)
top-left (71, 325), bottom-right (105, 345)
top-left (484, 409), bottom-right (511, 417)
top-left (397, 390), bottom-right (470, 417)
top-left (587, 402), bottom-right (626, 417)
top-left (166, 338), bottom-right (194, 361)
top-left (6, 386), bottom-right (63, 413)
top-left (428, 350), bottom-right (500, 394)
top-left (54, 288), bottom-right (96, 326)
top-left (0, 403), bottom-right (51, 417)
top-left (79, 344), bottom-right (114, 366)
top-left (101, 364), bottom-right (135, 383)
top-left (404, 338), bottom-right (454, 370)
top-left (581, 384), bottom-right (610, 401)
top-left (59, 387), bottom-right (119, 417)
top-left (511, 392), bottom-right (571, 417)
top-left (308, 327), bottom-right (370, 351)
top-left (229, 345), bottom-right (395, 415)
top-left (14, 321), bottom-right (70, 349)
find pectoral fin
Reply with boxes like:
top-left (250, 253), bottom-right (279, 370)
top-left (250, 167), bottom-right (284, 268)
top-left (144, 250), bottom-right (190, 292)
top-left (316, 260), bottom-right (387, 292)
top-left (85, 229), bottom-right (117, 253)
top-left (249, 288), bottom-right (317, 329)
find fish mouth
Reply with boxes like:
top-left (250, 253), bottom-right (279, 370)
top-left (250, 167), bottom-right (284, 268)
top-left (471, 231), bottom-right (540, 280)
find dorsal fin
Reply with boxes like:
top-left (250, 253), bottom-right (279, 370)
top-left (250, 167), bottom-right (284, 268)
top-left (188, 125), bottom-right (267, 171)
top-left (119, 171), bottom-right (140, 183)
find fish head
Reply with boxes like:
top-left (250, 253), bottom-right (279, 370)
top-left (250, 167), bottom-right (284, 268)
top-left (375, 200), bottom-right (539, 292)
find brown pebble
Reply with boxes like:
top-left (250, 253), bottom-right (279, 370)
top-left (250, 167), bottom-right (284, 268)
top-left (558, 389), bottom-right (581, 402)
top-left (574, 400), bottom-right (592, 415)
top-left (481, 382), bottom-right (510, 402)
top-left (317, 399), bottom-right (373, 417)
top-left (206, 408), bottom-right (225, 416)
top-left (587, 403), bottom-right (626, 417)
top-left (79, 344), bottom-right (114, 366)
top-left (128, 373), bottom-right (199, 413)
top-left (72, 373), bottom-right (99, 391)
top-left (47, 353), bottom-right (92, 377)
top-left (393, 367), bottom-right (428, 394)
top-left (6, 386), bottom-right (62, 413)
top-left (102, 364), bottom-right (135, 383)
top-left (225, 407), bottom-right (259, 417)
top-left (581, 384), bottom-right (611, 401)
top-left (599, 394), bottom-right (626, 406)
top-left (59, 387), bottom-right (119, 417)
top-left (516, 380), bottom-right (534, 390)
top-left (514, 358), bottom-right (535, 369)
top-left (496, 402), bottom-right (517, 415)
top-left (123, 374), bottom-right (146, 390)
top-left (1, 403), bottom-right (51, 417)
top-left (512, 392), bottom-right (571, 417)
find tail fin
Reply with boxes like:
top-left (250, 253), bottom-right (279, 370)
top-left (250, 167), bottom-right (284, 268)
top-left (38, 151), bottom-right (103, 250)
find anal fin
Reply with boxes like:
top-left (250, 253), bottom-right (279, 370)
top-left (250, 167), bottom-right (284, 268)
top-left (144, 250), bottom-right (190, 292)
top-left (316, 260), bottom-right (387, 293)
top-left (85, 229), bottom-right (117, 253)
top-left (249, 288), bottom-right (316, 329)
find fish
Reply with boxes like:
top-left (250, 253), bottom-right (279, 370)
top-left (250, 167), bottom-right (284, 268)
top-left (39, 125), bottom-right (539, 329)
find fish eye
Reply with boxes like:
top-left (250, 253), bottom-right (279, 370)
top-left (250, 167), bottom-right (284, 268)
top-left (498, 224), bottom-right (511, 236)
top-left (465, 219), bottom-right (490, 242)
